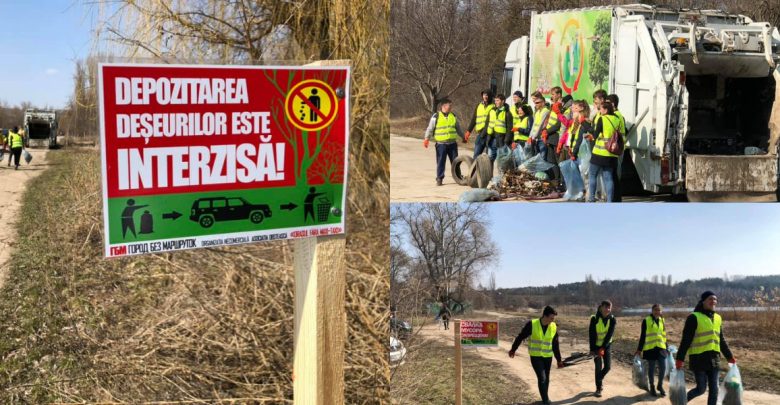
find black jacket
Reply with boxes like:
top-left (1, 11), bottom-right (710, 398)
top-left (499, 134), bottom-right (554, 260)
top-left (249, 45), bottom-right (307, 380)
top-left (485, 104), bottom-right (514, 146)
top-left (510, 318), bottom-right (562, 362)
top-left (589, 311), bottom-right (616, 352)
top-left (567, 120), bottom-right (591, 158)
top-left (676, 305), bottom-right (733, 372)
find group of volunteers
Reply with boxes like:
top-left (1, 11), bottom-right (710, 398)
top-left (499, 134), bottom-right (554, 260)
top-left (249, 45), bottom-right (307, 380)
top-left (508, 291), bottom-right (735, 405)
top-left (0, 126), bottom-right (26, 170)
top-left (423, 88), bottom-right (626, 202)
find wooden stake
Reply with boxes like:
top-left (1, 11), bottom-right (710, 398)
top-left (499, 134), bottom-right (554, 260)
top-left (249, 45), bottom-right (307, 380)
top-left (293, 235), bottom-right (347, 404)
top-left (455, 318), bottom-right (462, 405)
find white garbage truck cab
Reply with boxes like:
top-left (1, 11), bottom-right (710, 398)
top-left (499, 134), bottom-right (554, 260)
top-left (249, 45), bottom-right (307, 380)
top-left (502, 4), bottom-right (780, 201)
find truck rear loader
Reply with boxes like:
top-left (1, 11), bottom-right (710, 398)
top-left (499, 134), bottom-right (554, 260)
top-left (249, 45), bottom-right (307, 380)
top-left (502, 4), bottom-right (780, 201)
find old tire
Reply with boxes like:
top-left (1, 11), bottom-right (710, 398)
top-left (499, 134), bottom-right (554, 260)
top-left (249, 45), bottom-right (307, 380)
top-left (451, 155), bottom-right (473, 186)
top-left (475, 154), bottom-right (493, 189)
top-left (468, 157), bottom-right (480, 188)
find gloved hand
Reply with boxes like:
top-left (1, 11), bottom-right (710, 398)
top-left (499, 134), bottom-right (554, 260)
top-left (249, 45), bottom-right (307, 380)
top-left (556, 144), bottom-right (562, 154)
top-left (675, 360), bottom-right (684, 370)
top-left (527, 137), bottom-right (534, 146)
top-left (552, 102), bottom-right (561, 114)
top-left (423, 139), bottom-right (429, 148)
top-left (557, 361), bottom-right (565, 369)
top-left (542, 130), bottom-right (548, 143)
top-left (598, 348), bottom-right (605, 358)
top-left (511, 127), bottom-right (518, 133)
top-left (508, 350), bottom-right (516, 358)
top-left (635, 350), bottom-right (642, 357)
top-left (464, 131), bottom-right (471, 143)
top-left (729, 357), bottom-right (737, 364)
top-left (511, 142), bottom-right (517, 150)
top-left (579, 115), bottom-right (587, 123)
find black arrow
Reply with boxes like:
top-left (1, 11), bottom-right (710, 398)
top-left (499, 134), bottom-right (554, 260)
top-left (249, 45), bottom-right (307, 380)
top-left (280, 203), bottom-right (298, 211)
top-left (163, 211), bottom-right (182, 220)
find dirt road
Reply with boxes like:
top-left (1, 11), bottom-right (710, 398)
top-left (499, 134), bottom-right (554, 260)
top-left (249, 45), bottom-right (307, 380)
top-left (419, 320), bottom-right (780, 405)
top-left (0, 149), bottom-right (49, 288)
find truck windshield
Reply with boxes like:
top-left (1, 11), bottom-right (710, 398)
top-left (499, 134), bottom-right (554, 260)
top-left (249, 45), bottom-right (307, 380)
top-left (501, 68), bottom-right (513, 99)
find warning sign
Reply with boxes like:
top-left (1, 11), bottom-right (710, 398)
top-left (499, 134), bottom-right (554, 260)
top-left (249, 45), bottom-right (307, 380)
top-left (285, 79), bottom-right (339, 132)
top-left (98, 63), bottom-right (350, 257)
top-left (460, 321), bottom-right (499, 347)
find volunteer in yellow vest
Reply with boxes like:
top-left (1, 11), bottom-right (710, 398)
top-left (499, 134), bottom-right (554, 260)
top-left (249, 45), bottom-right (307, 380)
top-left (510, 90), bottom-right (533, 148)
top-left (509, 306), bottom-right (564, 405)
top-left (584, 101), bottom-right (621, 203)
top-left (589, 300), bottom-right (616, 398)
top-left (559, 101), bottom-right (591, 201)
top-left (591, 89), bottom-right (607, 122)
top-left (635, 304), bottom-right (668, 397)
top-left (606, 94), bottom-right (626, 202)
top-left (423, 99), bottom-right (465, 186)
top-left (467, 89), bottom-right (495, 160)
top-left (7, 126), bottom-right (24, 170)
top-left (675, 291), bottom-right (735, 405)
top-left (486, 94), bottom-right (513, 162)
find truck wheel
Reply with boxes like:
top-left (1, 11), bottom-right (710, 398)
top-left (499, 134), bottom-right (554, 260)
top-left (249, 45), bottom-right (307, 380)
top-left (199, 215), bottom-right (215, 228)
top-left (451, 155), bottom-right (473, 186)
top-left (475, 154), bottom-right (493, 189)
top-left (250, 211), bottom-right (264, 224)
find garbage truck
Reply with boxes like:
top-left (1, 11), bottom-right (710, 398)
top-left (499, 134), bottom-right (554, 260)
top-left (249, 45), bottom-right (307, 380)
top-left (24, 109), bottom-right (58, 148)
top-left (501, 4), bottom-right (780, 201)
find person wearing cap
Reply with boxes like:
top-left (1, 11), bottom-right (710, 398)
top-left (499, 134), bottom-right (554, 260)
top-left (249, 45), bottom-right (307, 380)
top-left (7, 126), bottom-right (24, 170)
top-left (635, 303), bottom-right (668, 397)
top-left (675, 291), bottom-right (735, 405)
top-left (486, 94), bottom-right (513, 162)
top-left (510, 91), bottom-right (533, 148)
top-left (423, 99), bottom-right (465, 186)
top-left (467, 89), bottom-right (495, 160)
top-left (509, 306), bottom-right (564, 405)
top-left (589, 300), bottom-right (616, 398)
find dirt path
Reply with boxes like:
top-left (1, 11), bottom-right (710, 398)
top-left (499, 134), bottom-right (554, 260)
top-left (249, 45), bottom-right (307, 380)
top-left (419, 320), bottom-right (780, 405)
top-left (0, 149), bottom-right (49, 288)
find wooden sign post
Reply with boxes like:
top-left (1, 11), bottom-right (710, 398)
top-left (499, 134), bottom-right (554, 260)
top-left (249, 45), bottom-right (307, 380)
top-left (455, 319), bottom-right (462, 405)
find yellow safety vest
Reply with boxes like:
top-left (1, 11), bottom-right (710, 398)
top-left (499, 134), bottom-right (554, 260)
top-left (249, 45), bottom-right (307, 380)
top-left (8, 131), bottom-right (23, 148)
top-left (568, 121), bottom-right (581, 150)
top-left (488, 106), bottom-right (508, 136)
top-left (529, 318), bottom-right (556, 358)
top-left (592, 315), bottom-right (612, 346)
top-left (642, 316), bottom-right (667, 351)
top-left (514, 116), bottom-right (530, 142)
top-left (475, 103), bottom-right (494, 131)
top-left (531, 106), bottom-right (551, 139)
top-left (433, 112), bottom-right (458, 143)
top-left (688, 312), bottom-right (722, 356)
top-left (592, 114), bottom-right (622, 158)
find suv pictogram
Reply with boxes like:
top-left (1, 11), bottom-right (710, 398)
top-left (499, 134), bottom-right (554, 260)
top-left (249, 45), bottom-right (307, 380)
top-left (190, 197), bottom-right (272, 228)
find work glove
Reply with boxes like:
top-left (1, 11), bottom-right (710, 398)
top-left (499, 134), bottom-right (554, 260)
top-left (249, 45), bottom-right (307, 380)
top-left (579, 115), bottom-right (587, 124)
top-left (635, 350), bottom-right (642, 357)
top-left (511, 127), bottom-right (519, 133)
top-left (729, 357), bottom-right (737, 364)
top-left (556, 144), bottom-right (562, 154)
top-left (542, 130), bottom-right (548, 143)
top-left (557, 361), bottom-right (565, 369)
top-left (598, 348), bottom-right (605, 358)
top-left (527, 137), bottom-right (534, 146)
top-left (508, 350), bottom-right (516, 358)
top-left (423, 139), bottom-right (429, 148)
top-left (511, 142), bottom-right (517, 150)
top-left (464, 131), bottom-right (471, 143)
top-left (675, 360), bottom-right (684, 370)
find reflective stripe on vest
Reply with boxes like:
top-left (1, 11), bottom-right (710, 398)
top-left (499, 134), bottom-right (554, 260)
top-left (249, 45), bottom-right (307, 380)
top-left (689, 312), bottom-right (721, 355)
top-left (514, 116), bottom-right (530, 141)
top-left (568, 122), bottom-right (581, 149)
top-left (531, 107), bottom-right (551, 138)
top-left (9, 132), bottom-right (23, 148)
top-left (592, 114), bottom-right (621, 158)
top-left (642, 316), bottom-right (667, 351)
top-left (548, 109), bottom-right (560, 129)
top-left (433, 112), bottom-right (458, 143)
top-left (488, 107), bottom-right (508, 135)
top-left (475, 103), bottom-right (494, 131)
top-left (529, 318), bottom-right (557, 358)
top-left (592, 315), bottom-right (612, 346)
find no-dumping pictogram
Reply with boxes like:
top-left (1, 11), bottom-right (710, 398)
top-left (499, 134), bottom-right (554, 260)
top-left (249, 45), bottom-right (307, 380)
top-left (284, 79), bottom-right (339, 132)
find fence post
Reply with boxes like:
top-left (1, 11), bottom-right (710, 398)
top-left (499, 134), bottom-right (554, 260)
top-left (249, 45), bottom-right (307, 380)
top-left (455, 318), bottom-right (462, 405)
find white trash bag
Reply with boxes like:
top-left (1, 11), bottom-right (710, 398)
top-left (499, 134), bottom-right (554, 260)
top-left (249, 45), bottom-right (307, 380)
top-left (632, 355), bottom-right (650, 390)
top-left (670, 368), bottom-right (688, 405)
top-left (718, 364), bottom-right (743, 405)
top-left (665, 345), bottom-right (678, 379)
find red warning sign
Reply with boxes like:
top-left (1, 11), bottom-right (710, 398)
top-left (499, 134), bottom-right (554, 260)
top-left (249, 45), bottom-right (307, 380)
top-left (284, 79), bottom-right (339, 132)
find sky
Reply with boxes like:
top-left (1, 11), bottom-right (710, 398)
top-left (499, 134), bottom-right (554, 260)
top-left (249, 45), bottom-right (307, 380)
top-left (394, 204), bottom-right (780, 288)
top-left (0, 0), bottom-right (95, 109)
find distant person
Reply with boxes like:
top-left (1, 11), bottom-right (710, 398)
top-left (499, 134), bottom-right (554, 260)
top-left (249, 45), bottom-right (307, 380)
top-left (509, 306), bottom-right (564, 405)
top-left (635, 304), bottom-right (668, 397)
top-left (7, 126), bottom-right (24, 170)
top-left (528, 91), bottom-right (553, 162)
top-left (559, 100), bottom-right (591, 201)
top-left (486, 94), bottom-right (513, 162)
top-left (591, 89), bottom-right (607, 122)
top-left (589, 300), bottom-right (616, 398)
top-left (584, 101), bottom-right (621, 202)
top-left (437, 302), bottom-right (452, 330)
top-left (675, 291), bottom-right (736, 405)
top-left (606, 94), bottom-right (626, 202)
top-left (511, 102), bottom-right (533, 149)
top-left (467, 89), bottom-right (495, 160)
top-left (423, 98), bottom-right (465, 186)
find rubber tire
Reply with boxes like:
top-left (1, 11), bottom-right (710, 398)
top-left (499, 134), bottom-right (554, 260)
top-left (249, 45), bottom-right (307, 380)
top-left (468, 157), bottom-right (480, 188)
top-left (475, 154), bottom-right (493, 189)
top-left (451, 155), bottom-right (473, 186)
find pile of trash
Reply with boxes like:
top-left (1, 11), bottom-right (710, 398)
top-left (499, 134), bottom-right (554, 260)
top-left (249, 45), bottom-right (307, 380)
top-left (491, 154), bottom-right (563, 199)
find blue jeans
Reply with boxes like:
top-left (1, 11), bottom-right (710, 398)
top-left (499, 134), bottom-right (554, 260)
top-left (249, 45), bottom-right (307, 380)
top-left (588, 162), bottom-right (614, 202)
top-left (435, 142), bottom-right (458, 181)
top-left (473, 134), bottom-right (497, 163)
top-left (687, 369), bottom-right (719, 405)
top-left (536, 140), bottom-right (547, 159)
top-left (647, 359), bottom-right (666, 390)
